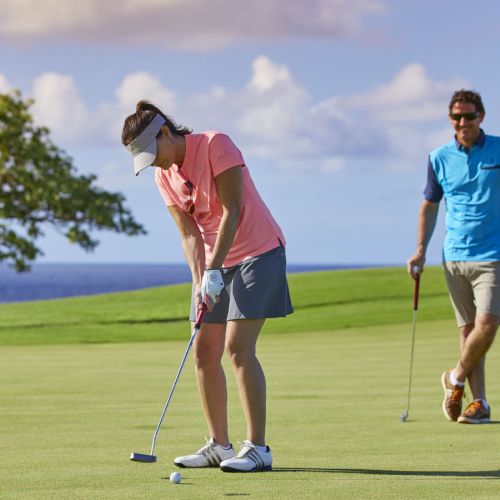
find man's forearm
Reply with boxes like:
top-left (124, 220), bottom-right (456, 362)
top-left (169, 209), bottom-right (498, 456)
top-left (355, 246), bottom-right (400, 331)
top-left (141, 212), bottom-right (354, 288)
top-left (416, 201), bottom-right (439, 256)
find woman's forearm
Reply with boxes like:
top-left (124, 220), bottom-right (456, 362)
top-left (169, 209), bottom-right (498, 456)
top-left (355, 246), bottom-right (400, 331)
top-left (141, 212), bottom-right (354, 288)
top-left (168, 205), bottom-right (206, 285)
top-left (182, 231), bottom-right (206, 285)
top-left (206, 207), bottom-right (240, 269)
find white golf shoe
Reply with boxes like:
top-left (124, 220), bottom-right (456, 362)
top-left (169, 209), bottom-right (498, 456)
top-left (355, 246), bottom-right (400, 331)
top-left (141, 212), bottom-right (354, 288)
top-left (174, 438), bottom-right (235, 468)
top-left (220, 440), bottom-right (272, 472)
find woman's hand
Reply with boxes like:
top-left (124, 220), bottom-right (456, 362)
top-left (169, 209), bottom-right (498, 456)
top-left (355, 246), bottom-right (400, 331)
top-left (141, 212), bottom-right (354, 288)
top-left (193, 281), bottom-right (204, 310)
top-left (200, 269), bottom-right (224, 311)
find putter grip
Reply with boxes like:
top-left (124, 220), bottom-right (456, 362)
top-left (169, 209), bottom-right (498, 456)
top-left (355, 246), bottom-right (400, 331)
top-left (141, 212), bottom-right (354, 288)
top-left (413, 274), bottom-right (420, 311)
top-left (195, 303), bottom-right (208, 329)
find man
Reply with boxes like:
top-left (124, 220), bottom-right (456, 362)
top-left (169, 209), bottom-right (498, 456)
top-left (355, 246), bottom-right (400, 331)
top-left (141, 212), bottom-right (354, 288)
top-left (407, 89), bottom-right (500, 424)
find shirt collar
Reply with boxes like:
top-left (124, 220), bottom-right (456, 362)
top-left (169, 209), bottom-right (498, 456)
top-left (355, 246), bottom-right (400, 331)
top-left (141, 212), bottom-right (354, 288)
top-left (454, 129), bottom-right (485, 151)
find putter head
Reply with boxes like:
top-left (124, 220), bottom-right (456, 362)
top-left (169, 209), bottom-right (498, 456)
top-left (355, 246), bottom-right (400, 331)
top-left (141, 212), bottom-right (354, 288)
top-left (400, 410), bottom-right (408, 422)
top-left (130, 452), bottom-right (157, 463)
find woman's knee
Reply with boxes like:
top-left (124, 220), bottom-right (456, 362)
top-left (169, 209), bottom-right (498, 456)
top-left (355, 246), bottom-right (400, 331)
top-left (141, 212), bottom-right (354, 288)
top-left (193, 326), bottom-right (225, 367)
top-left (225, 340), bottom-right (255, 367)
top-left (193, 341), bottom-right (223, 367)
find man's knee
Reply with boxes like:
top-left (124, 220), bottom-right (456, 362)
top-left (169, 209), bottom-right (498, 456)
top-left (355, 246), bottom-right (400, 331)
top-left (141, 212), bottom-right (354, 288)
top-left (475, 314), bottom-right (499, 341)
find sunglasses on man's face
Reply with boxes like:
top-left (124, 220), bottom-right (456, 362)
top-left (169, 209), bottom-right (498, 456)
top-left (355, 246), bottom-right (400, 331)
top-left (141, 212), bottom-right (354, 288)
top-left (449, 112), bottom-right (479, 122)
top-left (181, 180), bottom-right (195, 215)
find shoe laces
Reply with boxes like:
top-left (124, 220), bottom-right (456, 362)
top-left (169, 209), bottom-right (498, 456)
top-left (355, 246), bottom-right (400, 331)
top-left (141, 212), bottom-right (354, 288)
top-left (236, 439), bottom-right (255, 458)
top-left (466, 400), bottom-right (482, 413)
top-left (196, 437), bottom-right (216, 454)
top-left (197, 436), bottom-right (232, 454)
top-left (450, 388), bottom-right (464, 402)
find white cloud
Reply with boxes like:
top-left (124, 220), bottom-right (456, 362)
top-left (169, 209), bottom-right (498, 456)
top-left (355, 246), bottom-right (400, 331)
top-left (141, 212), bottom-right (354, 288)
top-left (342, 63), bottom-right (467, 123)
top-left (25, 58), bottom-right (465, 175)
top-left (236, 57), bottom-right (312, 152)
top-left (31, 73), bottom-right (91, 143)
top-left (180, 56), bottom-right (392, 169)
top-left (0, 0), bottom-right (384, 49)
top-left (28, 71), bottom-right (177, 147)
top-left (330, 64), bottom-right (468, 169)
top-left (110, 72), bottom-right (177, 142)
top-left (0, 74), bottom-right (13, 93)
top-left (115, 72), bottom-right (176, 113)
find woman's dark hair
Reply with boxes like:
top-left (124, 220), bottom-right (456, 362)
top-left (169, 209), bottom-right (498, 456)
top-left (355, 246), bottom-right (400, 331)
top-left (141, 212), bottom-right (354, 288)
top-left (121, 100), bottom-right (192, 146)
top-left (448, 89), bottom-right (485, 115)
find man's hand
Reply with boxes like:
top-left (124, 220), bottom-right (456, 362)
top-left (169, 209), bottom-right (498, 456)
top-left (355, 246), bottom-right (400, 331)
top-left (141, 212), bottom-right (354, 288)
top-left (407, 253), bottom-right (425, 279)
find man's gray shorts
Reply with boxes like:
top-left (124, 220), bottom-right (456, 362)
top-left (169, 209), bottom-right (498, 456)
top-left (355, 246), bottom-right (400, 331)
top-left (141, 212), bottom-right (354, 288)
top-left (443, 261), bottom-right (500, 327)
top-left (190, 245), bottom-right (294, 323)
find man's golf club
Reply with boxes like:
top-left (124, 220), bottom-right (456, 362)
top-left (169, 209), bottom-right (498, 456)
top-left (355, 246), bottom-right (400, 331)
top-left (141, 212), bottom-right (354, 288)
top-left (400, 266), bottom-right (420, 422)
top-left (130, 303), bottom-right (208, 463)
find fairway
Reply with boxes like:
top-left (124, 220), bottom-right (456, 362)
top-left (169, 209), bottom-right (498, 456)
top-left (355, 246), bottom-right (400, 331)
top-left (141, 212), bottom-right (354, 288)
top-left (2, 323), bottom-right (500, 498)
top-left (1, 269), bottom-right (500, 498)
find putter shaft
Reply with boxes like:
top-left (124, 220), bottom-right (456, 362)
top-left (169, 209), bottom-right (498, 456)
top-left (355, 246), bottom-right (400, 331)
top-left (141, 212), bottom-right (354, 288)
top-left (401, 272), bottom-right (420, 421)
top-left (131, 304), bottom-right (207, 462)
top-left (404, 309), bottom-right (418, 415)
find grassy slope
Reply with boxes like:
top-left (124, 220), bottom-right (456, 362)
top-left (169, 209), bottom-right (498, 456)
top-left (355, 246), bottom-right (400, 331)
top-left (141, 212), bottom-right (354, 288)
top-left (0, 266), bottom-right (452, 345)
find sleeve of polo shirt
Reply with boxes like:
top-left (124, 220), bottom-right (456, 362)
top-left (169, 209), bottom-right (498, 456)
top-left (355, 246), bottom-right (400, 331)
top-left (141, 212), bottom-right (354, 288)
top-left (423, 157), bottom-right (443, 202)
top-left (154, 167), bottom-right (175, 206)
top-left (208, 134), bottom-right (245, 178)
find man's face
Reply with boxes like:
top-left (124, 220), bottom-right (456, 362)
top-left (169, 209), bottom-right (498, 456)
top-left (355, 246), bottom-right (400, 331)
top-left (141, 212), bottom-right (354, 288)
top-left (449, 101), bottom-right (484, 147)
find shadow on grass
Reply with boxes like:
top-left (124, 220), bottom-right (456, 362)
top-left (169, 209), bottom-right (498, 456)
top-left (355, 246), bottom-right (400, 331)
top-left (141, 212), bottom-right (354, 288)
top-left (273, 467), bottom-right (500, 478)
top-left (400, 420), bottom-right (500, 425)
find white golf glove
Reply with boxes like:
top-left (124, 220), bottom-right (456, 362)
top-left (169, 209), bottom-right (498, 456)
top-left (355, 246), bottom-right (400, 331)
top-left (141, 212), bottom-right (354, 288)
top-left (201, 269), bottom-right (224, 304)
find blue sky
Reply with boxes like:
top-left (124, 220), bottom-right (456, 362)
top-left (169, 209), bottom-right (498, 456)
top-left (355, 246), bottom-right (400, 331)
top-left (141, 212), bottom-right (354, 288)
top-left (1, 0), bottom-right (499, 265)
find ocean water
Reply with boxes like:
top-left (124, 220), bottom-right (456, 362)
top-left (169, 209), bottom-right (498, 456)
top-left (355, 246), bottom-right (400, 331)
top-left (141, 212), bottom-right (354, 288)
top-left (0, 263), bottom-right (371, 303)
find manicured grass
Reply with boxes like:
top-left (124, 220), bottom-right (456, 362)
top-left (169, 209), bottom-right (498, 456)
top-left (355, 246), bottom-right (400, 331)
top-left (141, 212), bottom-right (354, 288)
top-left (1, 321), bottom-right (499, 498)
top-left (2, 267), bottom-right (499, 498)
top-left (0, 266), bottom-right (452, 345)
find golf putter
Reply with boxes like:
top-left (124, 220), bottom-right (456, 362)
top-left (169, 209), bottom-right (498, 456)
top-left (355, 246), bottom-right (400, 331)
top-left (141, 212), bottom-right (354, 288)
top-left (130, 303), bottom-right (208, 462)
top-left (400, 265), bottom-right (420, 422)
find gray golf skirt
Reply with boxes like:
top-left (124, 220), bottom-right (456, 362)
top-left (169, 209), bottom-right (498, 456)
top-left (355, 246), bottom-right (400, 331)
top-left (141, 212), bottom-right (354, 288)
top-left (190, 244), bottom-right (294, 323)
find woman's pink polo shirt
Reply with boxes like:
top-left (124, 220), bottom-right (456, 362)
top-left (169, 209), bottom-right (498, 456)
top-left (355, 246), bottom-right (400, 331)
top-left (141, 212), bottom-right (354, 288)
top-left (155, 132), bottom-right (286, 268)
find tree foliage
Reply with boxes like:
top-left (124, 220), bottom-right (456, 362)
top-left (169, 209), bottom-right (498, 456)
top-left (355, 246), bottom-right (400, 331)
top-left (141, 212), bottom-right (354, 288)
top-left (0, 91), bottom-right (146, 271)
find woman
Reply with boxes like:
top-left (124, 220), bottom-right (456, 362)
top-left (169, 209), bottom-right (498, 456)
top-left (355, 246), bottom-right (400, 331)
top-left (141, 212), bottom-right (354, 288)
top-left (122, 101), bottom-right (293, 473)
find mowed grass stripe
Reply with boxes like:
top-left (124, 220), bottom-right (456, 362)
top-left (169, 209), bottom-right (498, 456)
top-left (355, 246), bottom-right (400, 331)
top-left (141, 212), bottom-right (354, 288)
top-left (0, 267), bottom-right (452, 345)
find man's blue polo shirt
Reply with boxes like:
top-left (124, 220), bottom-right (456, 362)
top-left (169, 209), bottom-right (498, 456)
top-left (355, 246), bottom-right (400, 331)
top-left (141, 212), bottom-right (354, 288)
top-left (424, 130), bottom-right (500, 261)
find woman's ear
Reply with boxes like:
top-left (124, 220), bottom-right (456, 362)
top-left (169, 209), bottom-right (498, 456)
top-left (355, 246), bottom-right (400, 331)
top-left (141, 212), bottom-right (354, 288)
top-left (159, 125), bottom-right (172, 141)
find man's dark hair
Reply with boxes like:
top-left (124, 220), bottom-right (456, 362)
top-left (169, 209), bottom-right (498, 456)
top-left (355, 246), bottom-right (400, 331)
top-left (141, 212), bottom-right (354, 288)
top-left (449, 89), bottom-right (485, 114)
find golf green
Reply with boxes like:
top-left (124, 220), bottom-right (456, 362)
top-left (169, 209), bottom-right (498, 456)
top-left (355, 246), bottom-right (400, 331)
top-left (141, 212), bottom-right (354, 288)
top-left (2, 319), bottom-right (499, 498)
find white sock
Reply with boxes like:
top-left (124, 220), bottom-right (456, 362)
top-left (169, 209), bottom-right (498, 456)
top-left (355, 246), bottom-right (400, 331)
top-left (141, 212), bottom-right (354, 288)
top-left (450, 369), bottom-right (465, 387)
top-left (213, 438), bottom-right (232, 449)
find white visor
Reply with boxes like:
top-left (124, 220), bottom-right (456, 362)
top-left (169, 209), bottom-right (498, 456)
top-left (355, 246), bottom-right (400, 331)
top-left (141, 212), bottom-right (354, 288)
top-left (125, 113), bottom-right (166, 176)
